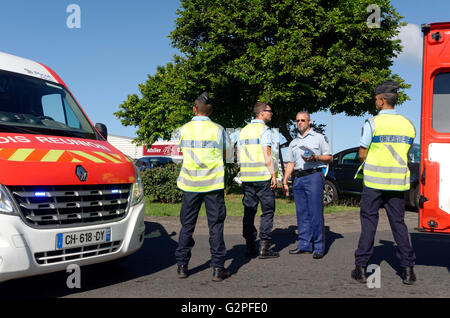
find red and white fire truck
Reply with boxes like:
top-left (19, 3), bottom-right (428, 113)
top-left (0, 51), bottom-right (146, 282)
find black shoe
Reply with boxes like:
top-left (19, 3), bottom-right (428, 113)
top-left (177, 265), bottom-right (188, 279)
top-left (351, 265), bottom-right (367, 283)
top-left (212, 267), bottom-right (230, 282)
top-left (289, 248), bottom-right (312, 255)
top-left (258, 240), bottom-right (280, 259)
top-left (401, 266), bottom-right (417, 285)
top-left (313, 252), bottom-right (324, 259)
top-left (245, 240), bottom-right (258, 258)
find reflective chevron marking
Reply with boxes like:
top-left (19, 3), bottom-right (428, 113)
top-left (0, 148), bottom-right (124, 163)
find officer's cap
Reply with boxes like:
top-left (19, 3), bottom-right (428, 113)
top-left (196, 92), bottom-right (211, 104)
top-left (375, 81), bottom-right (399, 95)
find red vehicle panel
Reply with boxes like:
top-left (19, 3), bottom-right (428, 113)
top-left (420, 22), bottom-right (450, 233)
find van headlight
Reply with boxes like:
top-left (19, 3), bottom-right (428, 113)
top-left (0, 184), bottom-right (16, 215)
top-left (130, 164), bottom-right (144, 206)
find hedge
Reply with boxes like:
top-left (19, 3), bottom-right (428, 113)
top-left (141, 162), bottom-right (240, 203)
top-left (141, 163), bottom-right (183, 203)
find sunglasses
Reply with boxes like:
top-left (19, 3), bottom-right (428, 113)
top-left (296, 119), bottom-right (308, 122)
top-left (263, 109), bottom-right (273, 113)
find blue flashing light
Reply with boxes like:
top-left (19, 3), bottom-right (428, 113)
top-left (34, 192), bottom-right (46, 197)
top-left (111, 189), bottom-right (119, 194)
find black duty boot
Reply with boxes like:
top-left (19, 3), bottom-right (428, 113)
top-left (245, 240), bottom-right (258, 258)
top-left (401, 266), bottom-right (417, 285)
top-left (177, 265), bottom-right (188, 279)
top-left (258, 240), bottom-right (279, 259)
top-left (351, 265), bottom-right (367, 283)
top-left (212, 267), bottom-right (230, 282)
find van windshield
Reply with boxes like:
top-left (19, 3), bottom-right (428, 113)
top-left (0, 70), bottom-right (97, 139)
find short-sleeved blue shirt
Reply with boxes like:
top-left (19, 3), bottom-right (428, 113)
top-left (360, 109), bottom-right (398, 148)
top-left (184, 116), bottom-right (227, 150)
top-left (237, 119), bottom-right (272, 148)
top-left (285, 129), bottom-right (331, 170)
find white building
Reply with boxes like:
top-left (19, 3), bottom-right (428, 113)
top-left (107, 135), bottom-right (183, 161)
top-left (107, 134), bottom-right (142, 159)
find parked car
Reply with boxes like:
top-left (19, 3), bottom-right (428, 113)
top-left (135, 156), bottom-right (180, 171)
top-left (323, 144), bottom-right (420, 207)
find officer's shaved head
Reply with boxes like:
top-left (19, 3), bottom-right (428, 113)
top-left (194, 92), bottom-right (213, 116)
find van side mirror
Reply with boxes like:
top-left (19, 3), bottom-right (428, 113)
top-left (95, 123), bottom-right (108, 140)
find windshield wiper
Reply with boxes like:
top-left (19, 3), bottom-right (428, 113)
top-left (0, 123), bottom-right (38, 135)
top-left (0, 123), bottom-right (95, 139)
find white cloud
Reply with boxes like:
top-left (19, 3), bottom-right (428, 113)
top-left (394, 24), bottom-right (423, 64)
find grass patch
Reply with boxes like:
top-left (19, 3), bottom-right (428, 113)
top-left (145, 194), bottom-right (359, 217)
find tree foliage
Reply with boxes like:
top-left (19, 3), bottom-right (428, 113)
top-left (115, 0), bottom-right (408, 145)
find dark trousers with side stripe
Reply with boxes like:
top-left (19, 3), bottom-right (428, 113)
top-left (292, 171), bottom-right (325, 254)
top-left (354, 186), bottom-right (416, 267)
top-left (175, 190), bottom-right (227, 268)
top-left (242, 180), bottom-right (275, 242)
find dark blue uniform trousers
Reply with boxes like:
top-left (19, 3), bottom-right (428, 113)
top-left (355, 186), bottom-right (416, 267)
top-left (242, 180), bottom-right (275, 242)
top-left (292, 171), bottom-right (325, 254)
top-left (175, 190), bottom-right (227, 268)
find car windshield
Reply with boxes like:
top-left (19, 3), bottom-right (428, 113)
top-left (0, 70), bottom-right (97, 139)
top-left (148, 157), bottom-right (172, 164)
top-left (408, 144), bottom-right (420, 163)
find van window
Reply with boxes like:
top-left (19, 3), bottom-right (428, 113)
top-left (432, 72), bottom-right (450, 133)
top-left (42, 94), bottom-right (66, 123)
top-left (0, 70), bottom-right (95, 139)
top-left (41, 94), bottom-right (82, 130)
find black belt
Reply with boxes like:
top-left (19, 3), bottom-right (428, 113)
top-left (292, 168), bottom-right (322, 178)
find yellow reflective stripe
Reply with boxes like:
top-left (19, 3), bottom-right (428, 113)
top-left (69, 150), bottom-right (105, 163)
top-left (72, 158), bottom-right (82, 162)
top-left (40, 150), bottom-right (65, 162)
top-left (8, 148), bottom-right (34, 161)
top-left (92, 151), bottom-right (122, 163)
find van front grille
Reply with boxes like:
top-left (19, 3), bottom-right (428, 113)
top-left (35, 241), bottom-right (122, 265)
top-left (8, 184), bottom-right (131, 228)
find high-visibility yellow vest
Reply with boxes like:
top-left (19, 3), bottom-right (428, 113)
top-left (238, 122), bottom-right (272, 182)
top-left (177, 119), bottom-right (225, 192)
top-left (357, 113), bottom-right (415, 191)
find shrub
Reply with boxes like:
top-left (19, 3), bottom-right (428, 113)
top-left (141, 163), bottom-right (183, 203)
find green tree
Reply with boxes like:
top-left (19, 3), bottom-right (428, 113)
top-left (115, 0), bottom-right (408, 146)
top-left (114, 59), bottom-right (195, 145)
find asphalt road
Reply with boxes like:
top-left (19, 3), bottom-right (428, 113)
top-left (0, 210), bottom-right (449, 299)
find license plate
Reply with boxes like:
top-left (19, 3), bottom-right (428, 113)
top-left (56, 228), bottom-right (111, 249)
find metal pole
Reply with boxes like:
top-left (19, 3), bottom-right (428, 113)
top-left (330, 110), bottom-right (334, 154)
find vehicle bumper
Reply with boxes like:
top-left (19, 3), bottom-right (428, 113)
top-left (0, 200), bottom-right (145, 283)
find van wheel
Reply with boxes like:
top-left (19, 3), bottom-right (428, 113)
top-left (323, 180), bottom-right (338, 206)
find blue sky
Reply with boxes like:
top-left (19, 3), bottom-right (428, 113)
top-left (0, 0), bottom-right (449, 153)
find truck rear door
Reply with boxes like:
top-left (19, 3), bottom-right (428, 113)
top-left (420, 22), bottom-right (450, 233)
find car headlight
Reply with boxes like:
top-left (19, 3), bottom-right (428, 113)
top-left (130, 164), bottom-right (144, 207)
top-left (0, 184), bottom-right (16, 215)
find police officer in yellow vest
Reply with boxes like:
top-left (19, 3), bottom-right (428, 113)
top-left (351, 81), bottom-right (417, 285)
top-left (238, 102), bottom-right (279, 259)
top-left (175, 92), bottom-right (230, 282)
